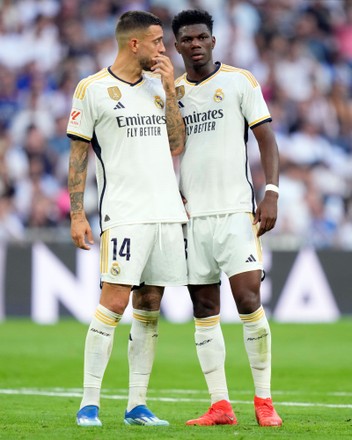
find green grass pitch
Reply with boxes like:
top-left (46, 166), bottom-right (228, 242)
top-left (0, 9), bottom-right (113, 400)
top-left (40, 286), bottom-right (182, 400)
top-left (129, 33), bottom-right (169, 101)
top-left (0, 319), bottom-right (351, 439)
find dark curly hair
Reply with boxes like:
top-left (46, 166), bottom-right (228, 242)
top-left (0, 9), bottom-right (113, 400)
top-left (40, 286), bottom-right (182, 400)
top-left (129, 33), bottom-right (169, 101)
top-left (171, 9), bottom-right (214, 37)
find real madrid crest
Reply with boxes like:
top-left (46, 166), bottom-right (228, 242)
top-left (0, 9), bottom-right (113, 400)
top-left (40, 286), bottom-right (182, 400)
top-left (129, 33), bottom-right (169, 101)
top-left (108, 86), bottom-right (122, 101)
top-left (154, 95), bottom-right (164, 109)
top-left (110, 261), bottom-right (120, 276)
top-left (213, 88), bottom-right (224, 103)
top-left (176, 85), bottom-right (185, 100)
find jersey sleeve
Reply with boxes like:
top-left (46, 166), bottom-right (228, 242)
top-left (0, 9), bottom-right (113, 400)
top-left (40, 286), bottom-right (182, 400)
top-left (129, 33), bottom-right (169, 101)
top-left (239, 70), bottom-right (272, 129)
top-left (67, 80), bottom-right (96, 141)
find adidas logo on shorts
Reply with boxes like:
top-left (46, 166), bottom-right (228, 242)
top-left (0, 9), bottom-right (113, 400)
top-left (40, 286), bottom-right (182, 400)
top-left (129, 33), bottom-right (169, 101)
top-left (245, 254), bottom-right (256, 263)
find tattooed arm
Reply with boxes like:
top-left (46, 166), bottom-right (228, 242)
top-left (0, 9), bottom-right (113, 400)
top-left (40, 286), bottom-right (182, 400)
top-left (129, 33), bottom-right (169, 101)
top-left (164, 87), bottom-right (185, 156)
top-left (68, 139), bottom-right (94, 250)
top-left (151, 54), bottom-right (185, 156)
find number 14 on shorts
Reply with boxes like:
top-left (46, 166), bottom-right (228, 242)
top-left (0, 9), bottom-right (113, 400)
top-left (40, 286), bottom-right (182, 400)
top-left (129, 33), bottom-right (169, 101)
top-left (111, 237), bottom-right (131, 261)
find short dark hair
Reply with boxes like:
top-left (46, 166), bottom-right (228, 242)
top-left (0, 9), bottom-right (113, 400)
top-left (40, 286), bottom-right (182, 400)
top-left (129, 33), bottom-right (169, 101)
top-left (116, 10), bottom-right (162, 38)
top-left (172, 9), bottom-right (213, 37)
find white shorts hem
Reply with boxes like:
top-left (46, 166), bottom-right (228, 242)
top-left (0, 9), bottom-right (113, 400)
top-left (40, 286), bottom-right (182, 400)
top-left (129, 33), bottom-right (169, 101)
top-left (227, 265), bottom-right (263, 279)
top-left (142, 279), bottom-right (188, 287)
top-left (187, 278), bottom-right (220, 285)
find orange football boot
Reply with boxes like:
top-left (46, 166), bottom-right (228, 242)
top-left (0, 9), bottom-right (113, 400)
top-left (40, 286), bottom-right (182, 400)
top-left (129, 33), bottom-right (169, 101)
top-left (186, 400), bottom-right (237, 426)
top-left (254, 396), bottom-right (282, 427)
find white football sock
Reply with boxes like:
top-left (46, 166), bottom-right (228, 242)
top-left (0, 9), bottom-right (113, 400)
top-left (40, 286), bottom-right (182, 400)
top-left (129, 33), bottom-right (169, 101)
top-left (194, 315), bottom-right (229, 404)
top-left (80, 304), bottom-right (121, 409)
top-left (239, 305), bottom-right (271, 399)
top-left (127, 309), bottom-right (160, 412)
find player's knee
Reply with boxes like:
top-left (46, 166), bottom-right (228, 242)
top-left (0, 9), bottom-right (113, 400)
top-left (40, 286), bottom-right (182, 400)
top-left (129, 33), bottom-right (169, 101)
top-left (132, 286), bottom-right (163, 311)
top-left (102, 299), bottom-right (128, 315)
top-left (192, 297), bottom-right (220, 318)
top-left (100, 282), bottom-right (132, 314)
top-left (235, 290), bottom-right (261, 315)
top-left (135, 297), bottom-right (162, 311)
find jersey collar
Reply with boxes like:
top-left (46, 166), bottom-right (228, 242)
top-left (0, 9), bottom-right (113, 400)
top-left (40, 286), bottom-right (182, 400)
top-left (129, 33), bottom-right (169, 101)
top-left (107, 67), bottom-right (144, 86)
top-left (185, 62), bottom-right (221, 86)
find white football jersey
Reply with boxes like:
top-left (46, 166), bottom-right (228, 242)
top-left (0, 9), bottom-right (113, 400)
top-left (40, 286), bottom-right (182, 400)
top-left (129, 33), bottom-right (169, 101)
top-left (67, 68), bottom-right (187, 232)
top-left (175, 63), bottom-right (272, 217)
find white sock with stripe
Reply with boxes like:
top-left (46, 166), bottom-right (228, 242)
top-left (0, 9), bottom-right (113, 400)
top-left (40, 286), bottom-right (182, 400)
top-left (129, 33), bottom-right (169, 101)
top-left (194, 315), bottom-right (229, 404)
top-left (239, 305), bottom-right (271, 399)
top-left (127, 309), bottom-right (160, 412)
top-left (80, 304), bottom-right (121, 409)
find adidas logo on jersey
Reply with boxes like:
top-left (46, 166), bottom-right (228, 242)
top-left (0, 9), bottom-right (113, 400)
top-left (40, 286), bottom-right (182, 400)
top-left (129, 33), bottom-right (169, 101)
top-left (246, 254), bottom-right (256, 262)
top-left (113, 102), bottom-right (125, 110)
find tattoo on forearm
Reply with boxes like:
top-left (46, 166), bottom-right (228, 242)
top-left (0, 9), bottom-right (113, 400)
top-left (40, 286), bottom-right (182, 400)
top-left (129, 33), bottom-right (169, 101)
top-left (165, 96), bottom-right (185, 152)
top-left (68, 141), bottom-right (89, 213)
top-left (70, 192), bottom-right (84, 214)
top-left (70, 148), bottom-right (88, 174)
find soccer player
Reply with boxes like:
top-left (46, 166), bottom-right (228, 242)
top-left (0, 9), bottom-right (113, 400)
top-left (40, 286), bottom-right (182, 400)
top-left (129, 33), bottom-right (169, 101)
top-left (67, 11), bottom-right (188, 427)
top-left (171, 9), bottom-right (282, 427)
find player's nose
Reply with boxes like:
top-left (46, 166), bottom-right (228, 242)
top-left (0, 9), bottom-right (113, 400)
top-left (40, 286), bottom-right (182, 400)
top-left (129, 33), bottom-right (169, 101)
top-left (191, 38), bottom-right (202, 48)
top-left (159, 41), bottom-right (166, 54)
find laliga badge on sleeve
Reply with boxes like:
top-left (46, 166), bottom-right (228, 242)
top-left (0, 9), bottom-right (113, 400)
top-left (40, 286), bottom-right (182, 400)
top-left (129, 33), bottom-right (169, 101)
top-left (69, 108), bottom-right (82, 127)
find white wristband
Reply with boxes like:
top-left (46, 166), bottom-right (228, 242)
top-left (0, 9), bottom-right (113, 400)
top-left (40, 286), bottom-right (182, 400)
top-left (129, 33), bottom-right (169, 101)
top-left (265, 184), bottom-right (279, 194)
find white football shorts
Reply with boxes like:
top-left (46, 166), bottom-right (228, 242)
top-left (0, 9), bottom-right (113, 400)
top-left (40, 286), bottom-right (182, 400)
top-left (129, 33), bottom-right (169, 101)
top-left (100, 223), bottom-right (187, 286)
top-left (184, 213), bottom-right (263, 284)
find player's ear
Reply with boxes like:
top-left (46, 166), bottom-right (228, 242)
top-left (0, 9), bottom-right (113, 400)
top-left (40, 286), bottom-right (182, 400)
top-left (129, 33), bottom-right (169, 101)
top-left (174, 41), bottom-right (180, 54)
top-left (211, 36), bottom-right (216, 50)
top-left (129, 38), bottom-right (139, 53)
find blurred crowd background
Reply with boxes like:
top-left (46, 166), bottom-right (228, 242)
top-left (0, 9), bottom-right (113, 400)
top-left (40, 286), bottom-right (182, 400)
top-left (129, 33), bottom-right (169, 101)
top-left (0, 0), bottom-right (351, 249)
